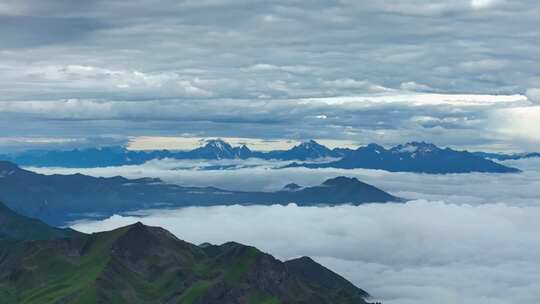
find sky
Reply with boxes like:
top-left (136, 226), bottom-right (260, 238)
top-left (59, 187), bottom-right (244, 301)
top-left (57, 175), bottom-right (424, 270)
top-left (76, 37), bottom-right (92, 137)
top-left (67, 157), bottom-right (540, 304)
top-left (1, 0), bottom-right (540, 152)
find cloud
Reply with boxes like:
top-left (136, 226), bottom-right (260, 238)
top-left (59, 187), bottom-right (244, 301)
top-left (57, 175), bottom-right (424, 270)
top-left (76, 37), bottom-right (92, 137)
top-left (0, 93), bottom-right (530, 153)
top-left (488, 106), bottom-right (540, 146)
top-left (321, 79), bottom-right (394, 93)
top-left (244, 64), bottom-right (312, 74)
top-left (1, 0), bottom-right (540, 151)
top-left (20, 64), bottom-right (214, 99)
top-left (399, 82), bottom-right (436, 92)
top-left (30, 157), bottom-right (540, 207)
top-left (526, 88), bottom-right (540, 104)
top-left (470, 0), bottom-right (503, 9)
top-left (0, 136), bottom-right (127, 153)
top-left (71, 200), bottom-right (540, 304)
top-left (33, 155), bottom-right (540, 303)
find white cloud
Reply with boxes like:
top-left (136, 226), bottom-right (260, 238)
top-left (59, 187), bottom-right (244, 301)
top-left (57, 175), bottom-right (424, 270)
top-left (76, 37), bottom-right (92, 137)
top-left (470, 0), bottom-right (503, 9)
top-left (489, 106), bottom-right (540, 144)
top-left (399, 81), bottom-right (436, 92)
top-left (301, 93), bottom-right (527, 107)
top-left (71, 200), bottom-right (540, 304)
top-left (322, 79), bottom-right (394, 93)
top-left (245, 64), bottom-right (312, 74)
top-left (32, 155), bottom-right (540, 303)
top-left (22, 64), bottom-right (213, 98)
top-left (127, 136), bottom-right (309, 151)
top-left (526, 88), bottom-right (540, 104)
top-left (30, 157), bottom-right (540, 207)
top-left (459, 59), bottom-right (508, 72)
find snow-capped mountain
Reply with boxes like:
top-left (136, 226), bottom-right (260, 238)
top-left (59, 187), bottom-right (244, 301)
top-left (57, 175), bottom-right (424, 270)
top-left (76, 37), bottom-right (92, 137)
top-left (258, 140), bottom-right (342, 160)
top-left (187, 139), bottom-right (250, 159)
top-left (288, 142), bottom-right (520, 174)
top-left (0, 140), bottom-right (522, 173)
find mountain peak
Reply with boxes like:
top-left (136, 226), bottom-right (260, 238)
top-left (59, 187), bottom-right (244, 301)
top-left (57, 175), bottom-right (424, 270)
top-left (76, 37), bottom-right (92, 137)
top-left (285, 256), bottom-right (370, 299)
top-left (282, 183), bottom-right (303, 191)
top-left (392, 141), bottom-right (439, 154)
top-left (238, 144), bottom-right (250, 151)
top-left (363, 143), bottom-right (386, 152)
top-left (0, 161), bottom-right (20, 171)
top-left (203, 139), bottom-right (234, 151)
top-left (0, 161), bottom-right (25, 178)
top-left (1, 220), bottom-right (373, 304)
top-left (112, 222), bottom-right (188, 261)
top-left (322, 176), bottom-right (362, 187)
top-left (0, 201), bottom-right (82, 241)
top-left (296, 139), bottom-right (325, 149)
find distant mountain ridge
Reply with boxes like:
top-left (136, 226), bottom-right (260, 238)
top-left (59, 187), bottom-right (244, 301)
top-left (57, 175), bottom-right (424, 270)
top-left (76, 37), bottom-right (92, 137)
top-left (287, 142), bottom-right (520, 174)
top-left (0, 201), bottom-right (81, 240)
top-left (0, 161), bottom-right (399, 226)
top-left (0, 139), bottom-right (342, 168)
top-left (0, 139), bottom-right (522, 173)
top-left (0, 205), bottom-right (374, 304)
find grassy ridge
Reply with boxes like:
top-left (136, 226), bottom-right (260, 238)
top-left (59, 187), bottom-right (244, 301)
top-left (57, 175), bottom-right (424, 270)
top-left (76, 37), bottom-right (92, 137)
top-left (0, 223), bottom-right (370, 304)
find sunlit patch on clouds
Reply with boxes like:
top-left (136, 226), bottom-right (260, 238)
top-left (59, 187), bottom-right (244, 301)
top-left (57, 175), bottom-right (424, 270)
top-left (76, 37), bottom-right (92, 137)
top-left (127, 136), bottom-right (361, 151)
top-left (0, 93), bottom-right (534, 152)
top-left (300, 93), bottom-right (527, 107)
top-left (488, 106), bottom-right (540, 147)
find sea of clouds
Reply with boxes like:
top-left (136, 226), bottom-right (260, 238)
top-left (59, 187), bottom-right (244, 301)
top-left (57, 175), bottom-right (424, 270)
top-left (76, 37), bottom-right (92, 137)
top-left (31, 157), bottom-right (540, 206)
top-left (32, 158), bottom-right (540, 303)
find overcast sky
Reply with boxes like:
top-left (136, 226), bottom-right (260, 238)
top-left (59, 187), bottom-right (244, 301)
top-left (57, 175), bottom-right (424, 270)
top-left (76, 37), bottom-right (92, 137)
top-left (1, 0), bottom-right (540, 151)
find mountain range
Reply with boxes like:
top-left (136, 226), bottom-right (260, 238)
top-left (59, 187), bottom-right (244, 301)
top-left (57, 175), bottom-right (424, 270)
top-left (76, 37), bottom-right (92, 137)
top-left (287, 142), bottom-right (520, 174)
top-left (0, 161), bottom-right (399, 226)
top-left (0, 139), bottom-right (525, 173)
top-left (0, 201), bottom-right (81, 241)
top-left (0, 139), bottom-right (340, 168)
top-left (0, 202), bottom-right (374, 304)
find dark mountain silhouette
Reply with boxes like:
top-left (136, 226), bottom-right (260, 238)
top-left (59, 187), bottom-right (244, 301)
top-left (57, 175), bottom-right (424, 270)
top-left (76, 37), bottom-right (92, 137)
top-left (288, 142), bottom-right (520, 174)
top-left (0, 161), bottom-right (399, 226)
top-left (282, 183), bottom-right (303, 191)
top-left (285, 256), bottom-right (370, 300)
top-left (0, 206), bottom-right (375, 304)
top-left (0, 201), bottom-right (81, 241)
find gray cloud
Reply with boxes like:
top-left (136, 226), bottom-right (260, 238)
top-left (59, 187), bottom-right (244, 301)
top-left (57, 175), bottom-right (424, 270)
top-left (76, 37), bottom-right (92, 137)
top-left (0, 94), bottom-right (535, 151)
top-left (1, 0), bottom-right (540, 150)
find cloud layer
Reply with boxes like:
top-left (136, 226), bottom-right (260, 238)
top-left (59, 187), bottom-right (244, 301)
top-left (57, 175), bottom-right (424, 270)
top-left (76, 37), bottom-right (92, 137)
top-left (72, 201), bottom-right (540, 304)
top-left (31, 157), bottom-right (540, 207)
top-left (40, 154), bottom-right (540, 303)
top-left (1, 0), bottom-right (540, 151)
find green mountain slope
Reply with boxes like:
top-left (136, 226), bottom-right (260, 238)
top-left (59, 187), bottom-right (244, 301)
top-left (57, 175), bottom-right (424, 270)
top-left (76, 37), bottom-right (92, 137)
top-left (0, 222), bottom-right (372, 304)
top-left (0, 201), bottom-right (81, 241)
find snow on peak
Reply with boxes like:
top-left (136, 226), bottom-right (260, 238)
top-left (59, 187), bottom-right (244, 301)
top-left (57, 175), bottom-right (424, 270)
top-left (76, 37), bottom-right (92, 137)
top-left (392, 142), bottom-right (439, 155)
top-left (204, 139), bottom-right (232, 151)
